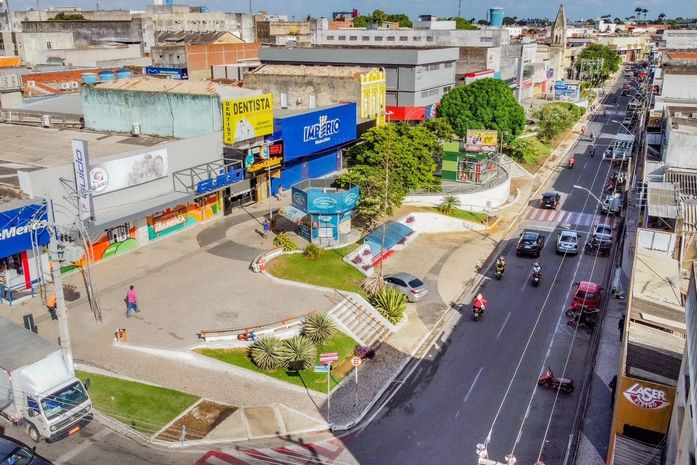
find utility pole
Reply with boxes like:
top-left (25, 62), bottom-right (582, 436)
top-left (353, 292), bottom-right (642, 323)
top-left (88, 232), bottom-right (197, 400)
top-left (47, 208), bottom-right (74, 373)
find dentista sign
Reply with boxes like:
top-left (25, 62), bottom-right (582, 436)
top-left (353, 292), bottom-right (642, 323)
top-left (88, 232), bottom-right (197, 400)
top-left (624, 383), bottom-right (671, 409)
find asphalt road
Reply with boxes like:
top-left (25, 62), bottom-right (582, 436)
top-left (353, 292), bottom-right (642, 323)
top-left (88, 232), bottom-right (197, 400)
top-left (336, 83), bottom-right (631, 465)
top-left (0, 77), bottom-right (637, 465)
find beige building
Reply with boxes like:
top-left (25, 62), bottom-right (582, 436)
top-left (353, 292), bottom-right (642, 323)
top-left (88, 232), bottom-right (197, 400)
top-left (596, 35), bottom-right (650, 63)
top-left (255, 20), bottom-right (311, 46)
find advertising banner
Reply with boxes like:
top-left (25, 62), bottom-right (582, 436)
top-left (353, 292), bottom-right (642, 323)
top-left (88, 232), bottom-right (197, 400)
top-left (152, 207), bottom-right (187, 234)
top-left (89, 149), bottom-right (169, 195)
top-left (278, 103), bottom-right (357, 161)
top-left (0, 203), bottom-right (50, 258)
top-left (292, 185), bottom-right (360, 215)
top-left (553, 80), bottom-right (580, 101)
top-left (612, 376), bottom-right (675, 438)
top-left (71, 139), bottom-right (93, 219)
top-left (466, 129), bottom-right (498, 152)
top-left (222, 94), bottom-right (274, 145)
top-left (145, 67), bottom-right (188, 80)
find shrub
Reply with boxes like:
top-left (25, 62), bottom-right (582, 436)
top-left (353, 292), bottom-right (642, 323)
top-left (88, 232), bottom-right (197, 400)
top-left (508, 138), bottom-right (537, 164)
top-left (303, 243), bottom-right (324, 259)
top-left (273, 232), bottom-right (298, 251)
top-left (354, 345), bottom-right (376, 360)
top-left (370, 288), bottom-right (407, 324)
top-left (438, 194), bottom-right (460, 216)
top-left (249, 337), bottom-right (284, 370)
top-left (303, 312), bottom-right (336, 344)
top-left (279, 335), bottom-right (317, 371)
top-left (361, 274), bottom-right (385, 296)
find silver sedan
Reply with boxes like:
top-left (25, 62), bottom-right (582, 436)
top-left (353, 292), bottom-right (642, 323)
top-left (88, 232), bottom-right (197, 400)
top-left (384, 273), bottom-right (429, 302)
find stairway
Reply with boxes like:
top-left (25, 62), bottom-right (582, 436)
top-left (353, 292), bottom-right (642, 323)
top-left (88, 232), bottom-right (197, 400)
top-left (328, 294), bottom-right (393, 347)
top-left (498, 154), bottom-right (533, 179)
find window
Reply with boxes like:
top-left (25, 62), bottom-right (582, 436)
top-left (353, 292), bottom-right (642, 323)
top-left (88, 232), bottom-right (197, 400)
top-left (413, 36), bottom-right (422, 41)
top-left (46, 41), bottom-right (52, 49)
top-left (428, 64), bottom-right (439, 71)
top-left (421, 90), bottom-right (429, 98)
top-left (444, 62), bottom-right (453, 69)
top-left (399, 36), bottom-right (408, 42)
top-left (375, 36), bottom-right (383, 41)
top-left (480, 36), bottom-right (493, 43)
top-left (387, 36), bottom-right (395, 41)
top-left (327, 35), bottom-right (335, 40)
top-left (338, 35), bottom-right (346, 40)
top-left (426, 36), bottom-right (434, 42)
top-left (280, 92), bottom-right (288, 108)
top-left (443, 86), bottom-right (452, 92)
top-left (362, 36), bottom-right (370, 41)
top-left (429, 89), bottom-right (439, 96)
top-left (349, 36), bottom-right (357, 41)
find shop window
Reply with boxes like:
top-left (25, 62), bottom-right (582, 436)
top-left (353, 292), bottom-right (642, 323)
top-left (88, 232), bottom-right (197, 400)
top-left (0, 253), bottom-right (25, 287)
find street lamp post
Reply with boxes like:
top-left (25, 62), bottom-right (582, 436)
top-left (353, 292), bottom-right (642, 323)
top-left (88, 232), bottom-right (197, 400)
top-left (573, 185), bottom-right (604, 206)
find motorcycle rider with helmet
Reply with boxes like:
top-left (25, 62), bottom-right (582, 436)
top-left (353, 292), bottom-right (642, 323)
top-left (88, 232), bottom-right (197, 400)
top-left (473, 293), bottom-right (487, 313)
top-left (532, 262), bottom-right (542, 276)
top-left (496, 256), bottom-right (506, 274)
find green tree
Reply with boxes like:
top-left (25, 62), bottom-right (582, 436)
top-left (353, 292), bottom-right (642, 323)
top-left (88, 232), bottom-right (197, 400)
top-left (339, 123), bottom-right (439, 221)
top-left (508, 137), bottom-right (536, 163)
top-left (445, 17), bottom-right (479, 30)
top-left (371, 9), bottom-right (387, 24)
top-left (352, 15), bottom-right (369, 27)
top-left (422, 117), bottom-right (455, 142)
top-left (438, 78), bottom-right (525, 144)
top-left (534, 102), bottom-right (586, 142)
top-left (386, 13), bottom-right (412, 27)
top-left (503, 16), bottom-right (517, 25)
top-left (577, 44), bottom-right (621, 82)
top-left (50, 12), bottom-right (86, 20)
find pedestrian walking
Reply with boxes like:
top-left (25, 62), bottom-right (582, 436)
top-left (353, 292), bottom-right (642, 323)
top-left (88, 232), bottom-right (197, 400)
top-left (46, 294), bottom-right (57, 320)
top-left (618, 314), bottom-right (625, 341)
top-left (125, 285), bottom-right (140, 318)
top-left (262, 218), bottom-right (271, 239)
top-left (609, 375), bottom-right (617, 402)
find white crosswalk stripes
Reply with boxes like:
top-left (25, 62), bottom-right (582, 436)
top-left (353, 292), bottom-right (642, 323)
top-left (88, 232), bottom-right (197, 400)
top-left (523, 207), bottom-right (617, 228)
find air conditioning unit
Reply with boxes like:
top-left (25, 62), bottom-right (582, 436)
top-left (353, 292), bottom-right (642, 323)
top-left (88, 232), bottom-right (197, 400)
top-left (27, 80), bottom-right (35, 87)
top-left (674, 111), bottom-right (684, 118)
top-left (41, 114), bottom-right (51, 127)
top-left (70, 81), bottom-right (79, 88)
top-left (131, 122), bottom-right (141, 136)
top-left (691, 113), bottom-right (697, 119)
top-left (60, 82), bottom-right (70, 89)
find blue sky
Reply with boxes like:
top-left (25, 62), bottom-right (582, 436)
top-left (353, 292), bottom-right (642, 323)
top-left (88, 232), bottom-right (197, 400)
top-left (11, 0), bottom-right (689, 22)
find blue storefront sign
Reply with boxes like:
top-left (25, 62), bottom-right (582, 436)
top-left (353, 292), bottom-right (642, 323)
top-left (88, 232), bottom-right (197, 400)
top-left (275, 103), bottom-right (357, 162)
top-left (292, 185), bottom-right (360, 215)
top-left (553, 80), bottom-right (580, 100)
top-left (195, 167), bottom-right (244, 194)
top-left (0, 203), bottom-right (50, 259)
top-left (145, 67), bottom-right (188, 80)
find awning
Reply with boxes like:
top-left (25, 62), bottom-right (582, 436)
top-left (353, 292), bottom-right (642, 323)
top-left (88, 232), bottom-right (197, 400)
top-left (88, 191), bottom-right (193, 232)
top-left (647, 182), bottom-right (678, 219)
top-left (612, 434), bottom-right (662, 465)
top-left (278, 205), bottom-right (307, 224)
top-left (364, 221), bottom-right (414, 256)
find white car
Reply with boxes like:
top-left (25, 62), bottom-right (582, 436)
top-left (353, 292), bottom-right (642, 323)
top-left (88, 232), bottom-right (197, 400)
top-left (556, 230), bottom-right (580, 255)
top-left (592, 223), bottom-right (613, 243)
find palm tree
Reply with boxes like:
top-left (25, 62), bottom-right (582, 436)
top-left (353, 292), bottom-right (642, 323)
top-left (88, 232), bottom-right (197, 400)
top-left (658, 12), bottom-right (666, 24)
top-left (634, 7), bottom-right (643, 19)
top-left (642, 9), bottom-right (649, 21)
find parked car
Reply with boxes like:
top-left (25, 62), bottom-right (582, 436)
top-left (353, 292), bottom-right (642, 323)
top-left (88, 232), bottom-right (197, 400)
top-left (622, 115), bottom-right (634, 126)
top-left (540, 192), bottom-right (561, 209)
top-left (592, 223), bottom-right (613, 243)
top-left (516, 231), bottom-right (545, 257)
top-left (0, 435), bottom-right (53, 465)
top-left (601, 193), bottom-right (623, 215)
top-left (384, 273), bottom-right (429, 302)
top-left (569, 281), bottom-right (604, 311)
top-left (556, 230), bottom-right (580, 255)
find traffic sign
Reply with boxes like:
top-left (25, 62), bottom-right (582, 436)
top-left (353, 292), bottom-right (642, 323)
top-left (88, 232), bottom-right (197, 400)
top-left (314, 365), bottom-right (330, 373)
top-left (351, 356), bottom-right (362, 367)
top-left (320, 352), bottom-right (339, 365)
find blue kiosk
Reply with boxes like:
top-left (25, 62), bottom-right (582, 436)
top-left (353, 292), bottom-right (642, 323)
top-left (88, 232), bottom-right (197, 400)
top-left (283, 178), bottom-right (359, 246)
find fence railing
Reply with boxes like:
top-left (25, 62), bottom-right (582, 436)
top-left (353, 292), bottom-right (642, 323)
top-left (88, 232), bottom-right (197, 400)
top-left (409, 163), bottom-right (509, 196)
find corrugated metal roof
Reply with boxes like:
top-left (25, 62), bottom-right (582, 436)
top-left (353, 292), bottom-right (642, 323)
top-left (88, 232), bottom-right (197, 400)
top-left (613, 434), bottom-right (663, 465)
top-left (667, 169), bottom-right (697, 197)
top-left (647, 182), bottom-right (678, 218)
top-left (643, 161), bottom-right (665, 183)
top-left (681, 202), bottom-right (697, 232)
top-left (93, 77), bottom-right (259, 99)
top-left (0, 316), bottom-right (58, 372)
top-left (155, 31), bottom-right (242, 45)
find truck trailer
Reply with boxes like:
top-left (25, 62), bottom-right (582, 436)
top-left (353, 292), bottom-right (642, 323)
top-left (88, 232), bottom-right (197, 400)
top-left (0, 316), bottom-right (92, 442)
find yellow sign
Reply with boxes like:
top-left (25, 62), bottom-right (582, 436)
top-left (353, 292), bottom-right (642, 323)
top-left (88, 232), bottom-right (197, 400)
top-left (246, 156), bottom-right (283, 173)
top-left (222, 94), bottom-right (274, 145)
top-left (465, 129), bottom-right (499, 152)
top-left (360, 68), bottom-right (387, 126)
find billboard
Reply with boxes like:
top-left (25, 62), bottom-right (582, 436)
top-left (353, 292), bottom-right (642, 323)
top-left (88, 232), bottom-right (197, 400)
top-left (89, 149), bottom-right (169, 195)
top-left (71, 139), bottom-right (94, 219)
top-left (291, 185), bottom-right (360, 215)
top-left (222, 94), bottom-right (274, 145)
top-left (466, 129), bottom-right (498, 152)
top-left (553, 80), bottom-right (580, 101)
top-left (0, 203), bottom-right (50, 258)
top-left (276, 103), bottom-right (357, 161)
top-left (145, 67), bottom-right (188, 80)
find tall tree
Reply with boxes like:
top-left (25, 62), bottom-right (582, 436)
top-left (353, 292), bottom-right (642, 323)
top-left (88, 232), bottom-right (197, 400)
top-left (437, 78), bottom-right (525, 144)
top-left (577, 44), bottom-right (621, 81)
top-left (445, 17), bottom-right (479, 30)
top-left (658, 12), bottom-right (666, 23)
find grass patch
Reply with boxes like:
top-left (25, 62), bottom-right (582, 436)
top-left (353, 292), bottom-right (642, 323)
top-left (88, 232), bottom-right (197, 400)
top-left (266, 244), bottom-right (364, 294)
top-left (519, 136), bottom-right (553, 173)
top-left (76, 371), bottom-right (198, 435)
top-left (195, 331), bottom-right (358, 393)
top-left (430, 207), bottom-right (487, 223)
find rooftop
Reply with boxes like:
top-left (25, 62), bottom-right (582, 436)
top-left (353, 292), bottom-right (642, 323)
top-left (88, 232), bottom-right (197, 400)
top-left (155, 31), bottom-right (244, 45)
top-left (93, 77), bottom-right (258, 98)
top-left (247, 64), bottom-right (372, 77)
top-left (666, 51), bottom-right (697, 60)
top-left (6, 93), bottom-right (84, 116)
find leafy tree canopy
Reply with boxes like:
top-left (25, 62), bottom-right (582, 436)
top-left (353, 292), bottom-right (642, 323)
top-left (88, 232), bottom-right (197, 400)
top-left (352, 9), bottom-right (412, 28)
top-left (577, 44), bottom-right (622, 80)
top-left (534, 102), bottom-right (586, 143)
top-left (50, 12), bottom-right (86, 20)
top-left (437, 78), bottom-right (525, 144)
top-left (339, 123), bottom-right (439, 220)
top-left (444, 17), bottom-right (479, 30)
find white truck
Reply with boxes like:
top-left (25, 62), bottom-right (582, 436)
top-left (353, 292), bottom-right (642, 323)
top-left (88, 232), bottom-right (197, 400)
top-left (0, 316), bottom-right (92, 442)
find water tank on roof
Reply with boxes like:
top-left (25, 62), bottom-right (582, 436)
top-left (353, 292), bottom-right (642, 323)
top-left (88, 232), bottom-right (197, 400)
top-left (200, 6), bottom-right (208, 12)
top-left (116, 69), bottom-right (132, 79)
top-left (98, 71), bottom-right (115, 81)
top-left (81, 73), bottom-right (98, 84)
top-left (165, 0), bottom-right (174, 5)
top-left (488, 7), bottom-right (504, 27)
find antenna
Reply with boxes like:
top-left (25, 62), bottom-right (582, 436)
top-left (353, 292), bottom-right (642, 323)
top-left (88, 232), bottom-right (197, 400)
top-left (458, 0), bottom-right (462, 18)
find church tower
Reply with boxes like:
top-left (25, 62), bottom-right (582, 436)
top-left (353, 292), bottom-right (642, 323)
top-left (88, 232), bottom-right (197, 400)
top-left (549, 4), bottom-right (568, 82)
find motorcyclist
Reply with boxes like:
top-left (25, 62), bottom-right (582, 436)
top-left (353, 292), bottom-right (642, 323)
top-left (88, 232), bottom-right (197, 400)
top-left (590, 132), bottom-right (596, 143)
top-left (496, 256), bottom-right (506, 273)
top-left (532, 262), bottom-right (542, 276)
top-left (473, 293), bottom-right (487, 312)
top-left (568, 154), bottom-right (576, 167)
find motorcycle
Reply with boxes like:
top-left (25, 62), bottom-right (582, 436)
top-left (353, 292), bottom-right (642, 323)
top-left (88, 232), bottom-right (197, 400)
top-left (584, 239), bottom-right (611, 257)
top-left (565, 306), bottom-right (600, 317)
top-left (531, 271), bottom-right (542, 287)
top-left (567, 311), bottom-right (598, 330)
top-left (473, 304), bottom-right (485, 321)
top-left (495, 266), bottom-right (505, 280)
top-left (538, 368), bottom-right (574, 393)
top-left (568, 156), bottom-right (576, 169)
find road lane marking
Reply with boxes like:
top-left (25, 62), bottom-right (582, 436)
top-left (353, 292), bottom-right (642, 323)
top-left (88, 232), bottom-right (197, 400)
top-left (455, 410), bottom-right (460, 418)
top-left (463, 367), bottom-right (483, 403)
top-left (497, 313), bottom-right (511, 339)
top-left (54, 427), bottom-right (112, 465)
